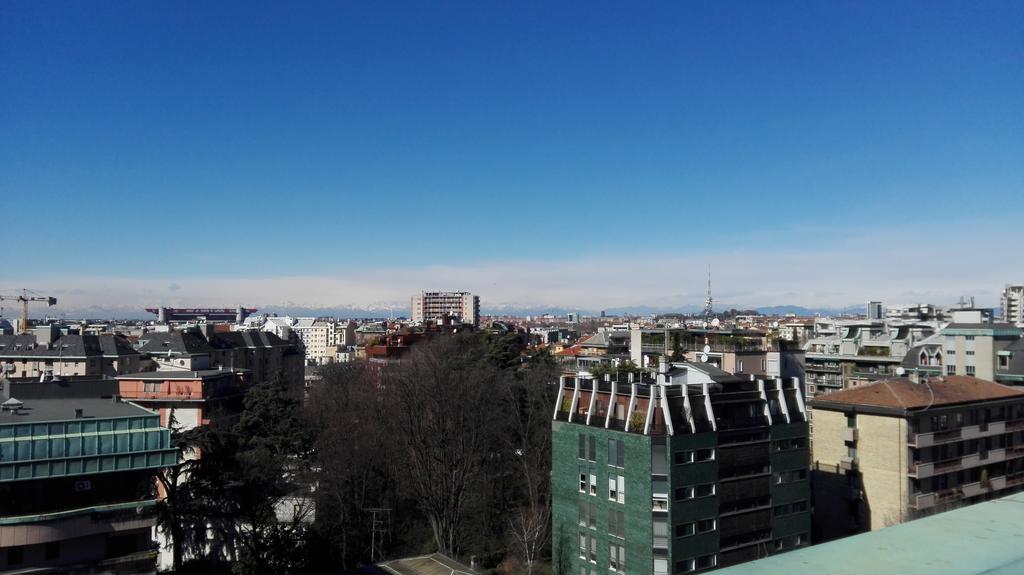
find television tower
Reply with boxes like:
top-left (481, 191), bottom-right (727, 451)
top-left (703, 265), bottom-right (714, 323)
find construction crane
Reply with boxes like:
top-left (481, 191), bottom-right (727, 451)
top-left (0, 289), bottom-right (57, 334)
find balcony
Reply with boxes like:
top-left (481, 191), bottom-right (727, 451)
top-left (839, 456), bottom-right (858, 471)
top-left (842, 427), bottom-right (858, 442)
top-left (0, 500), bottom-right (158, 545)
top-left (652, 497), bottom-right (669, 512)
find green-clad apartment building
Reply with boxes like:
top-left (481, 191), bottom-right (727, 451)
top-left (552, 361), bottom-right (810, 575)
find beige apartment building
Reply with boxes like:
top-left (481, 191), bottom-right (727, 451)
top-left (810, 376), bottom-right (1024, 541)
top-left (410, 291), bottom-right (480, 327)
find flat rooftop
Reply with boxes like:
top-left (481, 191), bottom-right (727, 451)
top-left (713, 492), bottom-right (1024, 575)
top-left (1, 380), bottom-right (157, 423)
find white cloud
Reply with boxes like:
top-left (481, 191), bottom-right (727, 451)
top-left (8, 222), bottom-right (1019, 313)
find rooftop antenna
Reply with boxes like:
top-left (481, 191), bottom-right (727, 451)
top-left (703, 265), bottom-right (715, 354)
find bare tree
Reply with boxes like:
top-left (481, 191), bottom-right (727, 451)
top-left (507, 504), bottom-right (550, 575)
top-left (386, 334), bottom-right (506, 557)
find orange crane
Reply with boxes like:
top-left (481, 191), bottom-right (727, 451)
top-left (0, 289), bottom-right (57, 334)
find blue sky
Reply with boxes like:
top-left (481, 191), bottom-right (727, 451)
top-left (2, 2), bottom-right (1022, 311)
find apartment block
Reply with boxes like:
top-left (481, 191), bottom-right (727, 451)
top-left (410, 292), bottom-right (480, 327)
top-left (0, 326), bottom-right (142, 381)
top-left (1003, 285), bottom-right (1024, 328)
top-left (901, 311), bottom-right (1024, 385)
top-left (810, 376), bottom-right (1024, 541)
top-left (551, 361), bottom-right (810, 575)
top-left (0, 380), bottom-right (178, 573)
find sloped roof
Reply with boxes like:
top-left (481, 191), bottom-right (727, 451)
top-left (811, 376), bottom-right (1024, 411)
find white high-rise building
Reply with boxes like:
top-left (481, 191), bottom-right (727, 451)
top-left (410, 291), bottom-right (480, 326)
top-left (1002, 284), bottom-right (1024, 327)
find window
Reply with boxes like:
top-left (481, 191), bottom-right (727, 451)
top-left (947, 349), bottom-right (956, 356)
top-left (696, 555), bottom-right (717, 569)
top-left (947, 365), bottom-right (956, 375)
top-left (589, 535), bottom-right (597, 562)
top-left (696, 518), bottom-right (716, 533)
top-left (578, 500), bottom-right (586, 526)
top-left (675, 486), bottom-right (694, 501)
top-left (775, 469), bottom-right (809, 483)
top-left (1000, 355), bottom-right (1010, 369)
top-left (774, 500), bottom-right (808, 516)
top-left (677, 559), bottom-right (695, 573)
top-left (674, 450), bottom-right (694, 465)
top-left (966, 350), bottom-right (975, 356)
top-left (676, 522), bottom-right (695, 538)
top-left (579, 472), bottom-right (587, 493)
top-left (695, 483), bottom-right (715, 497)
top-left (846, 414), bottom-right (857, 429)
top-left (589, 473), bottom-right (598, 496)
top-left (609, 542), bottom-right (626, 572)
top-left (44, 541), bottom-right (59, 560)
top-left (847, 445), bottom-right (857, 459)
top-left (608, 474), bottom-right (625, 503)
top-left (589, 502), bottom-right (597, 529)
top-left (579, 532), bottom-right (586, 558)
top-left (589, 436), bottom-right (597, 462)
top-left (695, 448), bottom-right (715, 461)
top-left (7, 546), bottom-right (24, 565)
top-left (608, 509), bottom-right (625, 538)
top-left (966, 335), bottom-right (975, 341)
top-left (608, 438), bottom-right (624, 468)
top-left (579, 434), bottom-right (586, 459)
top-left (967, 366), bottom-right (976, 376)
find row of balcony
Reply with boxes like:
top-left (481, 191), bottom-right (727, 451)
top-left (908, 472), bottom-right (1024, 510)
top-left (906, 446), bottom-right (1024, 479)
top-left (907, 419), bottom-right (1024, 448)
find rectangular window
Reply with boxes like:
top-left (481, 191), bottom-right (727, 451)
top-left (608, 509), bottom-right (625, 538)
top-left (578, 499), bottom-right (586, 526)
top-left (608, 438), bottom-right (624, 468)
top-left (579, 434), bottom-right (586, 459)
top-left (674, 450), bottom-right (694, 465)
top-left (967, 365), bottom-right (976, 376)
top-left (947, 349), bottom-right (956, 356)
top-left (676, 522), bottom-right (695, 538)
top-left (675, 486), bottom-right (694, 500)
top-left (695, 483), bottom-right (715, 497)
top-left (677, 559), bottom-right (695, 573)
top-left (608, 474), bottom-right (625, 503)
top-left (589, 473), bottom-right (598, 496)
top-left (966, 350), bottom-right (975, 356)
top-left (1000, 356), bottom-right (1010, 369)
top-left (609, 543), bottom-right (625, 572)
top-left (589, 502), bottom-right (597, 529)
top-left (695, 448), bottom-right (715, 461)
top-left (588, 436), bottom-right (597, 462)
top-left (846, 413), bottom-right (857, 428)
top-left (579, 532), bottom-right (586, 558)
top-left (579, 472), bottom-right (587, 493)
top-left (589, 535), bottom-right (597, 562)
top-left (697, 518), bottom-right (716, 533)
top-left (947, 365), bottom-right (956, 375)
top-left (7, 546), bottom-right (24, 565)
top-left (696, 554), bottom-right (717, 569)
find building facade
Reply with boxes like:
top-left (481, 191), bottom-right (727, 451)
top-left (0, 380), bottom-right (177, 573)
top-left (410, 292), bottom-right (480, 327)
top-left (0, 326), bottom-right (142, 381)
top-left (810, 376), bottom-right (1024, 542)
top-left (551, 362), bottom-right (810, 575)
top-left (1003, 285), bottom-right (1024, 327)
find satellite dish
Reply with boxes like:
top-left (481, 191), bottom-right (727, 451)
top-left (711, 318), bottom-right (720, 327)
top-left (896, 367), bottom-right (906, 376)
top-left (700, 353), bottom-right (709, 363)
top-left (702, 345), bottom-right (711, 354)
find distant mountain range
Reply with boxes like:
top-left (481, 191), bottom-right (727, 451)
top-left (20, 302), bottom-right (867, 321)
